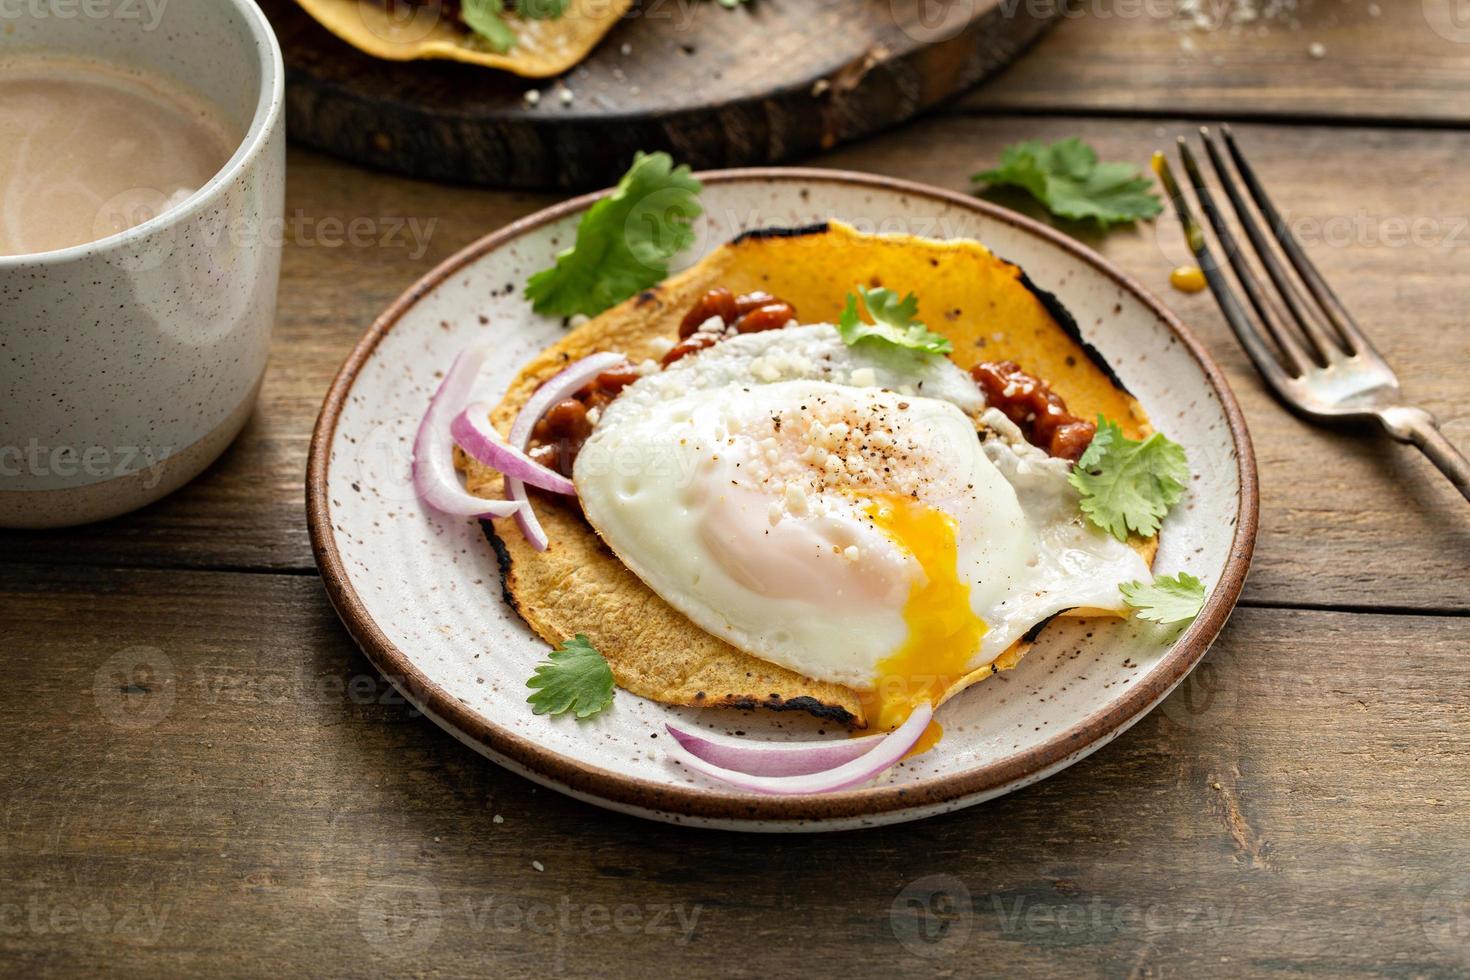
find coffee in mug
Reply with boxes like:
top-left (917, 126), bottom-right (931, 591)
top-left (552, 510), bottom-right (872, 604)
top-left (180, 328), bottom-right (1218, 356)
top-left (0, 54), bottom-right (237, 258)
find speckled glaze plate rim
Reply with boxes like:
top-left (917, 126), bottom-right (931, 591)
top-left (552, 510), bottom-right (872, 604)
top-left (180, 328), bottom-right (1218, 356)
top-left (307, 168), bottom-right (1259, 831)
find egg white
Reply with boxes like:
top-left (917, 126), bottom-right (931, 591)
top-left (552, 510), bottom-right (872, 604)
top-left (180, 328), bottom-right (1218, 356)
top-left (573, 324), bottom-right (1150, 693)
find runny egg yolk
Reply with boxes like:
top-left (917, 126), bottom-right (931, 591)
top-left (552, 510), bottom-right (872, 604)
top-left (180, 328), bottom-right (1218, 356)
top-left (864, 493), bottom-right (989, 744)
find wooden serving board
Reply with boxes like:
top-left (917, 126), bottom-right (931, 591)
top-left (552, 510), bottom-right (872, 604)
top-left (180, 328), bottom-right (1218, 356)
top-left (263, 0), bottom-right (1057, 189)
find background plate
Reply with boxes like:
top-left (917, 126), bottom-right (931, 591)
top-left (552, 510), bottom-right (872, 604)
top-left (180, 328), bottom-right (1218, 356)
top-left (307, 169), bottom-right (1257, 831)
top-left (265, 0), bottom-right (1056, 188)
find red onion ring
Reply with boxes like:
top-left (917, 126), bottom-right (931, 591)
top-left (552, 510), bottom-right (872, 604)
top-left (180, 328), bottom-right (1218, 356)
top-left (664, 723), bottom-right (889, 777)
top-left (451, 402), bottom-right (575, 496)
top-left (666, 704), bottom-right (934, 795)
top-left (505, 351), bottom-right (627, 551)
top-left (412, 346), bottom-right (524, 519)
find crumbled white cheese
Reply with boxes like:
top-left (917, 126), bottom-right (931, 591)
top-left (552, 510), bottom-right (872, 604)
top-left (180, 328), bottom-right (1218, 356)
top-left (784, 482), bottom-right (809, 517)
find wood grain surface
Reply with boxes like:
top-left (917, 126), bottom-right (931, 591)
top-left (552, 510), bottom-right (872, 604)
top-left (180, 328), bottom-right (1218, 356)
top-left (268, 0), bottom-right (1057, 187)
top-left (2, 4), bottom-right (1469, 977)
top-left (967, 0), bottom-right (1470, 123)
top-left (3, 565), bottom-right (1467, 975)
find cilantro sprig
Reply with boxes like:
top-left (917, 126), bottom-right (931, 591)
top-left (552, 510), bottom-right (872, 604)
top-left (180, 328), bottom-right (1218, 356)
top-left (973, 138), bottom-right (1162, 227)
top-left (526, 152), bottom-right (703, 318)
top-left (1121, 573), bottom-right (1206, 624)
top-left (837, 285), bottom-right (953, 356)
top-left (1069, 417), bottom-right (1189, 541)
top-left (526, 635), bottom-right (616, 719)
top-left (462, 0), bottom-right (568, 52)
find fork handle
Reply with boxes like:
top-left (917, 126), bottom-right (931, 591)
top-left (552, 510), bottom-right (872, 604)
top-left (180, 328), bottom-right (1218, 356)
top-left (1377, 406), bottom-right (1470, 503)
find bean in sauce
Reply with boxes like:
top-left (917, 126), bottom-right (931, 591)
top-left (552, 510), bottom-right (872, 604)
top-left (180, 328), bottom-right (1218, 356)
top-left (969, 360), bottom-right (1096, 462)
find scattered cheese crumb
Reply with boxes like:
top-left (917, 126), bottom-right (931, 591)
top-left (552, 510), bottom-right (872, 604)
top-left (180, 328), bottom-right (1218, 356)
top-left (492, 814), bottom-right (504, 824)
top-left (784, 483), bottom-right (809, 517)
top-left (842, 546), bottom-right (860, 563)
top-left (1307, 41), bottom-right (1326, 58)
top-left (522, 89), bottom-right (541, 107)
top-left (559, 87), bottom-right (574, 106)
top-left (620, 42), bottom-right (632, 56)
top-left (532, 860), bottom-right (545, 872)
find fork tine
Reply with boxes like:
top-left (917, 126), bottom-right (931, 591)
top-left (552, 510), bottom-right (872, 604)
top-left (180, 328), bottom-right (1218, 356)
top-left (1175, 138), bottom-right (1313, 377)
top-left (1152, 149), bottom-right (1297, 398)
top-left (1219, 125), bottom-right (1380, 360)
top-left (1196, 128), bottom-right (1345, 365)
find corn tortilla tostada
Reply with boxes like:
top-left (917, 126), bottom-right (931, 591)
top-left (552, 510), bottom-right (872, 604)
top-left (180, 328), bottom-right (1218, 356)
top-left (294, 0), bottom-right (632, 77)
top-left (456, 221), bottom-right (1159, 730)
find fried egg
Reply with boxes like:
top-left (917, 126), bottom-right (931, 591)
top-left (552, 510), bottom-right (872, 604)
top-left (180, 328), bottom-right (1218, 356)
top-left (574, 324), bottom-right (1150, 730)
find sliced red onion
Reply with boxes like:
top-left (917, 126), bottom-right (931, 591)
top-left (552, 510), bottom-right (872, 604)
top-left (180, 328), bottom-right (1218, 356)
top-left (666, 704), bottom-right (934, 795)
top-left (412, 346), bottom-right (524, 519)
top-left (505, 351), bottom-right (627, 551)
top-left (451, 402), bottom-right (575, 496)
top-left (665, 723), bottom-right (889, 777)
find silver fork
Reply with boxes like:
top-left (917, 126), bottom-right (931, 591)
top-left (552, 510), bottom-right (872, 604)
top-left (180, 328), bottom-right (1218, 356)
top-left (1155, 125), bottom-right (1470, 503)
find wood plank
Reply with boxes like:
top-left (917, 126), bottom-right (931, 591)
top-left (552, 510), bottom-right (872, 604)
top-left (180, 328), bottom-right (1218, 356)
top-left (963, 0), bottom-right (1470, 123)
top-left (1, 564), bottom-right (1467, 976)
top-left (2, 119), bottom-right (1467, 612)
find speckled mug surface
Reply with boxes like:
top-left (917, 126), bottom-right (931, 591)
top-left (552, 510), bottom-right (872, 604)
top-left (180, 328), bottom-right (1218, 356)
top-left (308, 170), bottom-right (1259, 832)
top-left (0, 0), bottom-right (285, 529)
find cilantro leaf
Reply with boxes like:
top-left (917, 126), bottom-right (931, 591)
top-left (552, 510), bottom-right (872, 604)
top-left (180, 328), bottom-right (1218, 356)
top-left (526, 635), bottom-right (616, 719)
top-left (526, 152), bottom-right (703, 318)
top-left (516, 0), bottom-right (570, 17)
top-left (1121, 573), bottom-right (1206, 624)
top-left (1068, 416), bottom-right (1189, 541)
top-left (461, 0), bottom-right (517, 52)
top-left (837, 285), bottom-right (953, 356)
top-left (973, 138), bottom-right (1163, 226)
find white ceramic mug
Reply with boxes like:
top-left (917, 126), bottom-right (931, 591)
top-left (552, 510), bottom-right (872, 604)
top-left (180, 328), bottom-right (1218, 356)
top-left (0, 0), bottom-right (285, 529)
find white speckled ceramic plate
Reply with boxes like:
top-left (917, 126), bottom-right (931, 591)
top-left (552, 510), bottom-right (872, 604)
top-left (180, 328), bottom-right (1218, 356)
top-left (307, 169), bottom-right (1257, 832)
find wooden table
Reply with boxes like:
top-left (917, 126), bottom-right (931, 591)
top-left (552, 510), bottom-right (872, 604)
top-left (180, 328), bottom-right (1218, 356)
top-left (4, 4), bottom-right (1469, 975)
